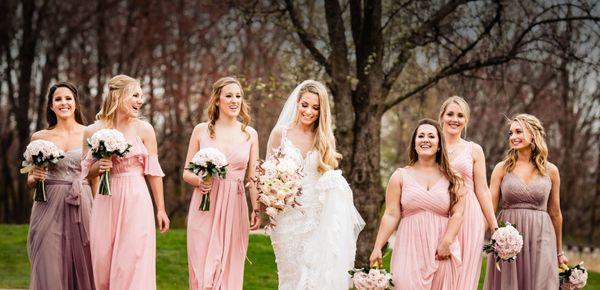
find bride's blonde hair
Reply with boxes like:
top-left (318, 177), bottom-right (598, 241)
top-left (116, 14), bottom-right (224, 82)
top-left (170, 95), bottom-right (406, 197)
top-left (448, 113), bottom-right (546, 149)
top-left (295, 81), bottom-right (341, 174)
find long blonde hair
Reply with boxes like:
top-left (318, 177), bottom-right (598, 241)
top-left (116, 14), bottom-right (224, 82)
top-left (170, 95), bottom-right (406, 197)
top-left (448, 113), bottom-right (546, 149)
top-left (295, 81), bottom-right (341, 174)
top-left (96, 75), bottom-right (139, 128)
top-left (438, 95), bottom-right (471, 137)
top-left (407, 119), bottom-right (462, 211)
top-left (503, 113), bottom-right (549, 175)
top-left (206, 77), bottom-right (251, 139)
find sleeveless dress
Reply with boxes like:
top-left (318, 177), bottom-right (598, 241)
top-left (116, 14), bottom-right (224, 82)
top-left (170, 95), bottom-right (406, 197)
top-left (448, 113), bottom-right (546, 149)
top-left (186, 129), bottom-right (251, 290)
top-left (483, 172), bottom-right (559, 290)
top-left (391, 168), bottom-right (461, 290)
top-left (28, 148), bottom-right (95, 290)
top-left (82, 136), bottom-right (165, 290)
top-left (269, 127), bottom-right (364, 290)
top-left (451, 142), bottom-right (486, 289)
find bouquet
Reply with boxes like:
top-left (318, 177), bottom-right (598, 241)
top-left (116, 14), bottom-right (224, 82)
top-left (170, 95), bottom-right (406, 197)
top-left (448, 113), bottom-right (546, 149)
top-left (186, 148), bottom-right (228, 211)
top-left (348, 267), bottom-right (394, 290)
top-left (559, 262), bottom-right (588, 289)
top-left (483, 221), bottom-right (523, 271)
top-left (251, 149), bottom-right (302, 229)
top-left (20, 140), bottom-right (65, 202)
top-left (87, 129), bottom-right (132, 196)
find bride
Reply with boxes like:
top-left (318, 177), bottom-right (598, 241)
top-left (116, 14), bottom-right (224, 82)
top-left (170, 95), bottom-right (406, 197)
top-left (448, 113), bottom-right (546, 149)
top-left (266, 80), bottom-right (365, 289)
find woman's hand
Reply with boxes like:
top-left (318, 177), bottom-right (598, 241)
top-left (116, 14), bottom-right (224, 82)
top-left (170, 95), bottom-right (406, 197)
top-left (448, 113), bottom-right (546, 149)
top-left (558, 252), bottom-right (569, 266)
top-left (97, 158), bottom-right (113, 173)
top-left (435, 238), bottom-right (452, 260)
top-left (30, 167), bottom-right (48, 182)
top-left (156, 210), bottom-right (170, 234)
top-left (369, 248), bottom-right (383, 268)
top-left (197, 177), bottom-right (212, 194)
top-left (250, 209), bottom-right (262, 230)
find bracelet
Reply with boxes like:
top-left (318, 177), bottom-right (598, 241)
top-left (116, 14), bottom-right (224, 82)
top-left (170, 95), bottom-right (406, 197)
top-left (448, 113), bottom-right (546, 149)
top-left (557, 251), bottom-right (565, 257)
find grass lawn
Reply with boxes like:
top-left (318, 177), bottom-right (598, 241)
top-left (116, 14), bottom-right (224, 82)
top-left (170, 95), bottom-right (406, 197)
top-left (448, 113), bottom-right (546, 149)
top-left (1, 224), bottom-right (599, 289)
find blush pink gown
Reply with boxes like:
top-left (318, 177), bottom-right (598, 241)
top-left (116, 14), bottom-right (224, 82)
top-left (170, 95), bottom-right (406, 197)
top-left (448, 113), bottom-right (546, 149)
top-left (186, 130), bottom-right (251, 290)
top-left (391, 168), bottom-right (461, 290)
top-left (451, 142), bottom-right (486, 289)
top-left (82, 136), bottom-right (164, 290)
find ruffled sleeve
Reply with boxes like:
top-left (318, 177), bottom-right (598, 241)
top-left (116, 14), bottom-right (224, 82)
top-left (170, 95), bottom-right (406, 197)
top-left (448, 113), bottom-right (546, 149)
top-left (143, 154), bottom-right (165, 177)
top-left (80, 150), bottom-right (95, 180)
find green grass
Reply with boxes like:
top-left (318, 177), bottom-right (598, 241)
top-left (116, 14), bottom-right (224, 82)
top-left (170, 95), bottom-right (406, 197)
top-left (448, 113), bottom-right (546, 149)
top-left (1, 224), bottom-right (599, 289)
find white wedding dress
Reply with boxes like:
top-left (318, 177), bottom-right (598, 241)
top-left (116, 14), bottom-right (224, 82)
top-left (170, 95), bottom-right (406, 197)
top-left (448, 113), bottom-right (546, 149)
top-left (269, 128), bottom-right (365, 290)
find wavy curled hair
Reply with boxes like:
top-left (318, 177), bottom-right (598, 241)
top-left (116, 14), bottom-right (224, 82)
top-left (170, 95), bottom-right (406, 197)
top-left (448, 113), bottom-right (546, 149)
top-left (503, 113), bottom-right (549, 175)
top-left (46, 81), bottom-right (86, 128)
top-left (295, 80), bottom-right (342, 174)
top-left (438, 95), bottom-right (471, 137)
top-left (407, 119), bottom-right (462, 211)
top-left (206, 77), bottom-right (251, 139)
top-left (96, 75), bottom-right (140, 128)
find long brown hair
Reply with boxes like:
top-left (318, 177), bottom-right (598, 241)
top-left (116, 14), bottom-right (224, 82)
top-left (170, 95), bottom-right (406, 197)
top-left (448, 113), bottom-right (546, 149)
top-left (407, 118), bottom-right (462, 211)
top-left (46, 81), bottom-right (86, 128)
top-left (295, 80), bottom-right (341, 173)
top-left (503, 114), bottom-right (549, 175)
top-left (96, 75), bottom-right (140, 128)
top-left (206, 76), bottom-right (251, 139)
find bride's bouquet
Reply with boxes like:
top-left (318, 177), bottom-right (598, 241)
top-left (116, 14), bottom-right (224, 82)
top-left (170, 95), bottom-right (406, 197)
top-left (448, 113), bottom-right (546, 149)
top-left (348, 267), bottom-right (394, 290)
top-left (559, 262), bottom-right (588, 289)
top-left (20, 140), bottom-right (65, 202)
top-left (186, 148), bottom-right (228, 211)
top-left (483, 221), bottom-right (523, 270)
top-left (87, 129), bottom-right (132, 196)
top-left (251, 149), bottom-right (302, 229)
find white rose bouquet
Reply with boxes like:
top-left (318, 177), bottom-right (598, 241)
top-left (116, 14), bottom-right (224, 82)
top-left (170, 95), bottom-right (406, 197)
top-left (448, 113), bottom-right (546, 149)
top-left (483, 221), bottom-right (523, 271)
top-left (349, 267), bottom-right (394, 290)
top-left (186, 148), bottom-right (228, 211)
top-left (20, 140), bottom-right (65, 202)
top-left (87, 129), bottom-right (132, 196)
top-left (559, 262), bottom-right (588, 290)
top-left (251, 149), bottom-right (303, 229)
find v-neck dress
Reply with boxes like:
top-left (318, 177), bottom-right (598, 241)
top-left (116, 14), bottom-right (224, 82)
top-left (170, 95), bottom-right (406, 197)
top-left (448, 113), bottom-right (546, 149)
top-left (483, 171), bottom-right (559, 290)
top-left (187, 129), bottom-right (252, 290)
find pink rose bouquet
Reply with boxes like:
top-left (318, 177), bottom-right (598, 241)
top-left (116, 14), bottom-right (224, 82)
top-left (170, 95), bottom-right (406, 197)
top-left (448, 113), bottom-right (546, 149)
top-left (559, 262), bottom-right (588, 290)
top-left (349, 267), bottom-right (394, 290)
top-left (483, 221), bottom-right (523, 271)
top-left (21, 140), bottom-right (65, 202)
top-left (87, 129), bottom-right (132, 196)
top-left (186, 147), bottom-right (228, 211)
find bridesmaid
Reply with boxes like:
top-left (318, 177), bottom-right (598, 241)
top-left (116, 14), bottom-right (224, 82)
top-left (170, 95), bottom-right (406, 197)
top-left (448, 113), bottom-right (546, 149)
top-left (27, 81), bottom-right (94, 290)
top-left (438, 96), bottom-right (498, 289)
top-left (183, 76), bottom-right (261, 290)
top-left (82, 75), bottom-right (170, 290)
top-left (484, 114), bottom-right (567, 290)
top-left (370, 118), bottom-right (465, 290)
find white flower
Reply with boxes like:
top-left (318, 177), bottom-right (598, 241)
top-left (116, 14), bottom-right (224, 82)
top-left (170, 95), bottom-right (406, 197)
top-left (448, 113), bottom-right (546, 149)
top-left (88, 129), bottom-right (131, 155)
top-left (23, 140), bottom-right (64, 165)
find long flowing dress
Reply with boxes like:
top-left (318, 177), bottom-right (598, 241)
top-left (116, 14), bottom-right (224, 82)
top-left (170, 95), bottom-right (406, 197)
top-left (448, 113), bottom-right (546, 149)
top-left (391, 168), bottom-right (461, 290)
top-left (82, 136), bottom-right (165, 290)
top-left (269, 127), bottom-right (365, 290)
top-left (483, 172), bottom-right (559, 290)
top-left (452, 142), bottom-right (486, 289)
top-left (186, 129), bottom-right (251, 290)
top-left (28, 148), bottom-right (95, 290)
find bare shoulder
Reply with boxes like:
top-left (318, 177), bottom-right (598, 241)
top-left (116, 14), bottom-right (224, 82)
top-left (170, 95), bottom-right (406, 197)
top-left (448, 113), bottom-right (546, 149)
top-left (546, 162), bottom-right (560, 178)
top-left (195, 122), bottom-right (208, 134)
top-left (30, 129), bottom-right (49, 141)
top-left (389, 167), bottom-right (404, 185)
top-left (492, 161), bottom-right (507, 176)
top-left (470, 142), bottom-right (485, 156)
top-left (83, 122), bottom-right (102, 137)
top-left (245, 125), bottom-right (258, 139)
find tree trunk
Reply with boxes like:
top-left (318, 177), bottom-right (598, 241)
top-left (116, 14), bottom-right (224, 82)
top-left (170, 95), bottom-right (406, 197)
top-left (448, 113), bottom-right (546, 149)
top-left (351, 105), bottom-right (385, 265)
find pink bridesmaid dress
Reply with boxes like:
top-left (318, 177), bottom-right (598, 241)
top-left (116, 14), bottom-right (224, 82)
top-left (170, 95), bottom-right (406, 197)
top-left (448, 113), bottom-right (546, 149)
top-left (82, 136), bottom-right (165, 290)
top-left (391, 168), bottom-right (461, 290)
top-left (187, 130), bottom-right (251, 290)
top-left (451, 142), bottom-right (486, 289)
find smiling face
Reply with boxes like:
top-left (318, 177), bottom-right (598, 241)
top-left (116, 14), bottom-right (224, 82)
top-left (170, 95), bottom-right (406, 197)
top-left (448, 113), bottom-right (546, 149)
top-left (50, 87), bottom-right (76, 120)
top-left (217, 83), bottom-right (243, 118)
top-left (441, 102), bottom-right (468, 136)
top-left (296, 91), bottom-right (320, 126)
top-left (118, 83), bottom-right (144, 118)
top-left (509, 120), bottom-right (533, 150)
top-left (414, 124), bottom-right (440, 158)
